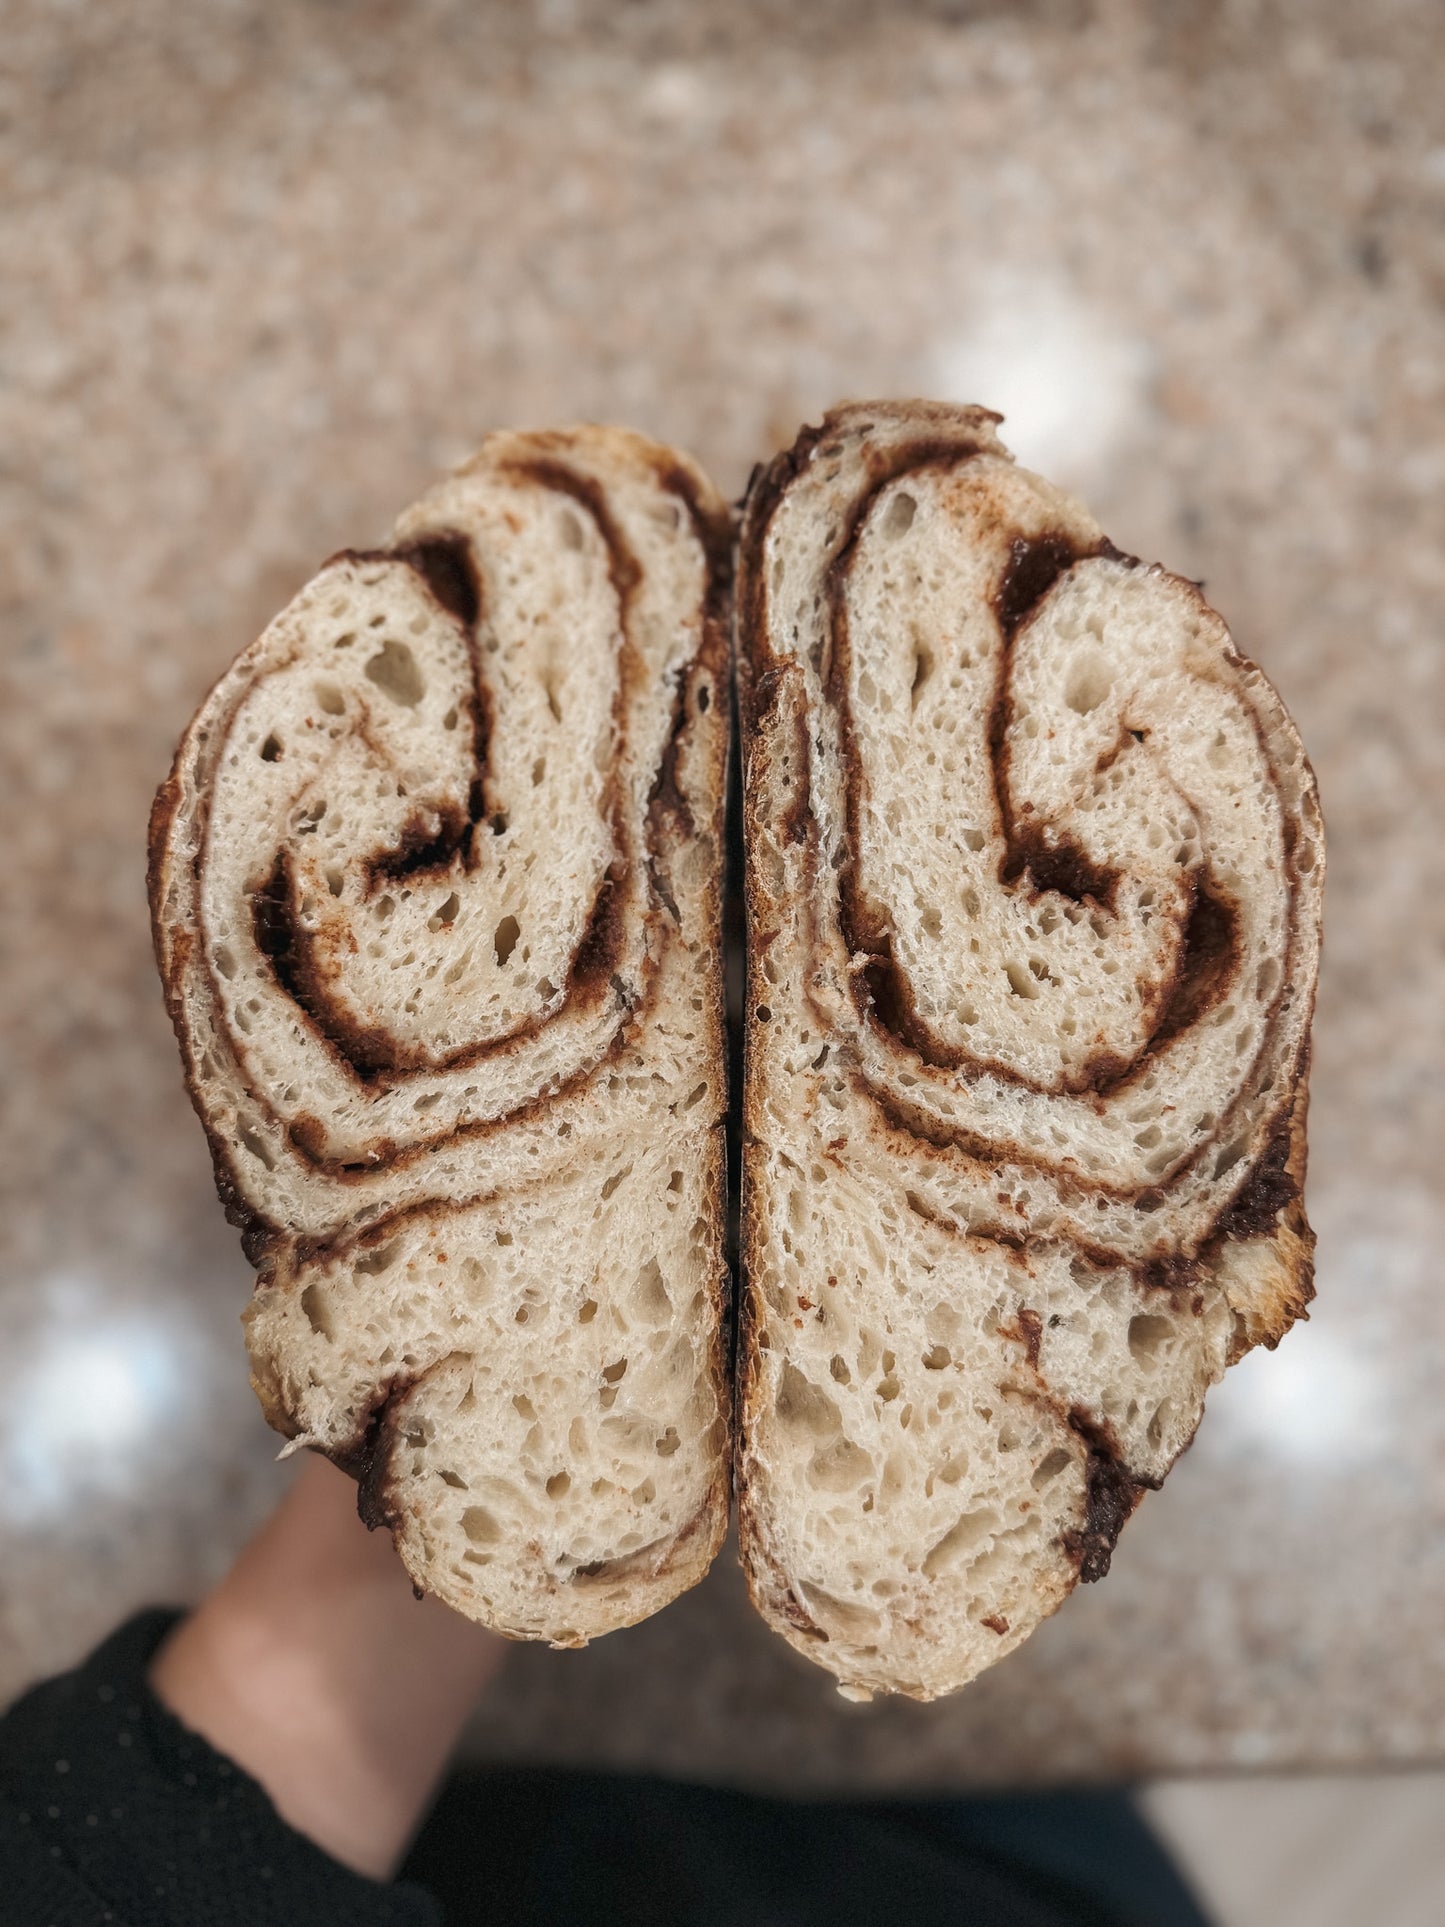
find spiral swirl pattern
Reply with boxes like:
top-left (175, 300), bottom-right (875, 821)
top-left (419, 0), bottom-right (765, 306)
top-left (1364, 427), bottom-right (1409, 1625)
top-left (151, 430), bottom-right (730, 1253)
top-left (736, 403), bottom-right (1322, 1698)
top-left (150, 428), bottom-right (733, 1640)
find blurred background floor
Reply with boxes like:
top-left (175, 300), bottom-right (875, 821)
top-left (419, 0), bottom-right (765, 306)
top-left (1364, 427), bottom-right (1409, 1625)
top-left (2, 1), bottom-right (1443, 1921)
top-left (1144, 1773), bottom-right (1445, 1927)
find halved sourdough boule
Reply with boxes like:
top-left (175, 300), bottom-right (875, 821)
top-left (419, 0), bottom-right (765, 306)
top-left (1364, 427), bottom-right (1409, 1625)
top-left (735, 401), bottom-right (1323, 1700)
top-left (149, 427), bottom-right (733, 1642)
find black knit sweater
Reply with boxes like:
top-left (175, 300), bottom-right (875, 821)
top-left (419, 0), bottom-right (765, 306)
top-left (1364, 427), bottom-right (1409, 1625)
top-left (0, 1612), bottom-right (1212, 1927)
top-left (0, 1611), bottom-right (435, 1926)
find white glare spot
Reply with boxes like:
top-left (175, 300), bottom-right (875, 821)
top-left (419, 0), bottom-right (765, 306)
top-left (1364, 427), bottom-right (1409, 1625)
top-left (641, 62), bottom-right (708, 123)
top-left (2, 1290), bottom-right (194, 1526)
top-left (931, 273), bottom-right (1151, 484)
top-left (1203, 1320), bottom-right (1387, 1467)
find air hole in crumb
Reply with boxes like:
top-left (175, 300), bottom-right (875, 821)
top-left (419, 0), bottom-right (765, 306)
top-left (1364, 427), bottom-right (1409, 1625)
top-left (259, 733), bottom-right (283, 762)
top-left (438, 1469), bottom-right (467, 1489)
top-left (911, 641), bottom-right (934, 707)
top-left (1032, 1449), bottom-right (1073, 1489)
top-left (494, 915), bottom-right (520, 965)
top-left (1064, 652), bottom-right (1112, 715)
top-left (314, 682), bottom-right (345, 715)
top-left (923, 1509), bottom-right (997, 1576)
top-left (578, 1298), bottom-right (598, 1324)
top-left (602, 1359), bottom-right (628, 1384)
top-left (600, 1164), bottom-right (633, 1201)
top-left (513, 1394), bottom-right (537, 1420)
top-left (434, 892), bottom-right (460, 926)
top-left (355, 1240), bottom-right (401, 1275)
top-left (632, 1258), bottom-right (670, 1320)
top-left (656, 1427), bottom-right (681, 1457)
top-left (300, 1282), bottom-right (334, 1339)
top-left (462, 1506), bottom-right (501, 1545)
top-left (776, 1363), bottom-right (841, 1439)
top-left (922, 1345), bottom-right (951, 1370)
top-left (532, 756), bottom-right (546, 786)
top-left (697, 684), bottom-right (711, 712)
top-left (546, 1471), bottom-right (571, 1498)
top-left (364, 639), bottom-right (425, 706)
top-left (1213, 1138), bottom-right (1248, 1180)
top-left (1128, 1314), bottom-right (1173, 1363)
top-left (559, 509), bottom-right (585, 550)
top-left (1005, 959), bottom-right (1040, 999)
top-left (883, 491), bottom-right (917, 537)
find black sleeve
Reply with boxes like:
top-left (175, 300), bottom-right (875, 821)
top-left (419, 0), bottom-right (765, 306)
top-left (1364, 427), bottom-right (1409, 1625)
top-left (0, 1610), bottom-right (440, 1927)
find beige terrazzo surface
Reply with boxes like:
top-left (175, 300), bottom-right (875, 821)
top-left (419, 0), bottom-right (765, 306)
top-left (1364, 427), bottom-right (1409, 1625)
top-left (2, 0), bottom-right (1443, 1787)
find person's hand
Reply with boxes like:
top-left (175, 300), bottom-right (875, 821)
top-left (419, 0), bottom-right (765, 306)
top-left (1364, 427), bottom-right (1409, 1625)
top-left (149, 1453), bottom-right (504, 1880)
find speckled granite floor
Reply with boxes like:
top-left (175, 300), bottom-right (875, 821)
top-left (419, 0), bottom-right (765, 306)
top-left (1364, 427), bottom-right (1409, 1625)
top-left (2, 0), bottom-right (1443, 1789)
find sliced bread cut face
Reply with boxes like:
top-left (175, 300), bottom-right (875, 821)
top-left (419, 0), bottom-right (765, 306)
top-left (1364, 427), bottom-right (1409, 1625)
top-left (149, 427), bottom-right (733, 1643)
top-left (736, 401), bottom-right (1322, 1701)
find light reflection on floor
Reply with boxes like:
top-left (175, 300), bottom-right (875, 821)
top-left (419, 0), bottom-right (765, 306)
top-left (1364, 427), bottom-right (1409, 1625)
top-left (1196, 1210), bottom-right (1420, 1472)
top-left (0, 1276), bottom-right (209, 1529)
top-left (931, 271), bottom-right (1152, 487)
top-left (1204, 1317), bottom-right (1391, 1467)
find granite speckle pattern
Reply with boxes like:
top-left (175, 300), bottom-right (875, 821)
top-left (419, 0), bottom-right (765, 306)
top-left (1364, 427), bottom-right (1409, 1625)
top-left (2, 0), bottom-right (1443, 1783)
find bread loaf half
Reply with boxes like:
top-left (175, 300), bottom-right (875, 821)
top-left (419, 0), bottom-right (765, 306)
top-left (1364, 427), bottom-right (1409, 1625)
top-left (735, 401), bottom-right (1323, 1699)
top-left (149, 427), bottom-right (733, 1643)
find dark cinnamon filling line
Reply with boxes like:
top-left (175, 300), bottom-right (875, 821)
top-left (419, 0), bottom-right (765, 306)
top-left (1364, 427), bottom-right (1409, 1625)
top-left (204, 460), bottom-right (730, 1203)
top-left (813, 462), bottom-right (1241, 1097)
top-left (737, 424), bottom-right (1295, 1242)
top-left (244, 494), bottom-right (637, 1084)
